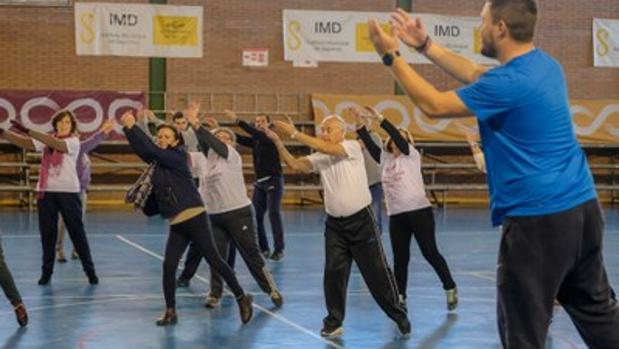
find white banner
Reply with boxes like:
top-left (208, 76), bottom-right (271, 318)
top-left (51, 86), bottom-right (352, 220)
top-left (75, 2), bottom-right (203, 58)
top-left (593, 18), bottom-right (619, 68)
top-left (283, 10), bottom-right (494, 65)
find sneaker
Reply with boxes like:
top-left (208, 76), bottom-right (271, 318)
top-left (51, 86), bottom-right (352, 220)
top-left (446, 287), bottom-right (458, 311)
top-left (56, 250), bottom-right (67, 263)
top-left (38, 273), bottom-right (51, 286)
top-left (261, 250), bottom-right (271, 259)
top-left (270, 251), bottom-right (284, 262)
top-left (204, 295), bottom-right (221, 309)
top-left (270, 289), bottom-right (284, 307)
top-left (71, 251), bottom-right (79, 260)
top-left (13, 303), bottom-right (28, 327)
top-left (397, 319), bottom-right (411, 338)
top-left (176, 277), bottom-right (190, 288)
top-left (237, 294), bottom-right (253, 324)
top-left (320, 326), bottom-right (344, 338)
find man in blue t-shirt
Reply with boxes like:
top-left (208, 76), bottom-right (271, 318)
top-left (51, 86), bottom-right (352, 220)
top-left (369, 0), bottom-right (618, 348)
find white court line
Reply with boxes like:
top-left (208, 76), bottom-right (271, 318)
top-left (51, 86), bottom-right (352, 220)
top-left (115, 234), bottom-right (346, 349)
top-left (0, 296), bottom-right (153, 316)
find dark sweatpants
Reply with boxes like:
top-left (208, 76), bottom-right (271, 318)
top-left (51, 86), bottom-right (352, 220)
top-left (498, 199), bottom-right (619, 349)
top-left (164, 212), bottom-right (244, 308)
top-left (207, 205), bottom-right (277, 297)
top-left (323, 206), bottom-right (408, 329)
top-left (37, 192), bottom-right (95, 278)
top-left (389, 206), bottom-right (456, 297)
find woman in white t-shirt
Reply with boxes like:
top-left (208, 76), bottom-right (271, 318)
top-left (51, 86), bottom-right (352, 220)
top-left (353, 106), bottom-right (457, 311)
top-left (177, 105), bottom-right (282, 309)
top-left (1, 111), bottom-right (98, 286)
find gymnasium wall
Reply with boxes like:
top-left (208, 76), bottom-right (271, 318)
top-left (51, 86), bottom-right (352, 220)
top-left (1, 0), bottom-right (618, 101)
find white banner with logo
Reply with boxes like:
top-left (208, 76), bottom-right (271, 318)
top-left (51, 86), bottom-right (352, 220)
top-left (283, 9), bottom-right (494, 65)
top-left (75, 2), bottom-right (203, 58)
top-left (593, 18), bottom-right (619, 68)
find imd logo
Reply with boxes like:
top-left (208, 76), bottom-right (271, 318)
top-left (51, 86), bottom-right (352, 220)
top-left (596, 28), bottom-right (609, 56)
top-left (287, 20), bottom-right (302, 51)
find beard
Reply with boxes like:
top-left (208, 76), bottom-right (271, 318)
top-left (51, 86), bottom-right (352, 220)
top-left (481, 35), bottom-right (497, 58)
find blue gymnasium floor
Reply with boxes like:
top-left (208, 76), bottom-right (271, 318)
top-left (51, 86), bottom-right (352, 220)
top-left (0, 206), bottom-right (617, 349)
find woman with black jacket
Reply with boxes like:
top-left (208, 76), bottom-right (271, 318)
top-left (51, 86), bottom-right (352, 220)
top-left (353, 106), bottom-right (458, 312)
top-left (120, 111), bottom-right (253, 326)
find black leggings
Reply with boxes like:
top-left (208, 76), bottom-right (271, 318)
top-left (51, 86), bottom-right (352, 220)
top-left (164, 212), bottom-right (244, 308)
top-left (389, 206), bottom-right (456, 298)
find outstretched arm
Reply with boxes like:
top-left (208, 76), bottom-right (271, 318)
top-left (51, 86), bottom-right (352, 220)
top-left (0, 128), bottom-right (36, 151)
top-left (10, 120), bottom-right (68, 152)
top-left (273, 118), bottom-right (347, 157)
top-left (390, 9), bottom-right (488, 84)
top-left (369, 19), bottom-right (472, 119)
top-left (185, 101), bottom-right (229, 159)
top-left (261, 125), bottom-right (313, 173)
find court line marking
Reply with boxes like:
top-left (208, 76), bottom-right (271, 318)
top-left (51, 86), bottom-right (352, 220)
top-left (115, 234), bottom-right (346, 349)
top-left (0, 296), bottom-right (152, 316)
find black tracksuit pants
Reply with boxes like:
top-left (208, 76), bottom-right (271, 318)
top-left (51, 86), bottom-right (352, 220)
top-left (323, 206), bottom-right (408, 329)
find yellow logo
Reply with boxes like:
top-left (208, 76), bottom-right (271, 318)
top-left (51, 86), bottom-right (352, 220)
top-left (287, 20), bottom-right (302, 51)
top-left (154, 16), bottom-right (198, 46)
top-left (355, 22), bottom-right (390, 52)
top-left (597, 28), bottom-right (609, 57)
top-left (80, 12), bottom-right (95, 44)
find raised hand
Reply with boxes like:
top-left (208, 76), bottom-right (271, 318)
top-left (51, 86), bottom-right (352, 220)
top-left (204, 117), bottom-right (219, 130)
top-left (223, 109), bottom-right (238, 121)
top-left (368, 18), bottom-right (400, 56)
top-left (120, 110), bottom-right (136, 128)
top-left (260, 125), bottom-right (281, 143)
top-left (100, 119), bottom-right (115, 134)
top-left (363, 105), bottom-right (385, 122)
top-left (185, 101), bottom-right (201, 128)
top-left (273, 117), bottom-right (298, 137)
top-left (348, 107), bottom-right (371, 128)
top-left (10, 119), bottom-right (29, 134)
top-left (390, 8), bottom-right (428, 49)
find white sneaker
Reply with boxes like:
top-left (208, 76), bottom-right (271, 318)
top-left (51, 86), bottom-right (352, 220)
top-left (446, 288), bottom-right (458, 311)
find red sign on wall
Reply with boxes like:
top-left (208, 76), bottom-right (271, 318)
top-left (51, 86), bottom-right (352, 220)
top-left (0, 90), bottom-right (145, 140)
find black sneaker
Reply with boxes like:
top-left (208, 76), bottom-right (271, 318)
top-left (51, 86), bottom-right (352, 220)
top-left (237, 294), bottom-right (253, 324)
top-left (176, 277), bottom-right (190, 288)
top-left (397, 319), bottom-right (411, 339)
top-left (270, 251), bottom-right (284, 262)
top-left (320, 325), bottom-right (343, 338)
top-left (38, 273), bottom-right (51, 286)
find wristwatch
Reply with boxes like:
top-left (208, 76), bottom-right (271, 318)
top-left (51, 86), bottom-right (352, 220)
top-left (382, 50), bottom-right (401, 66)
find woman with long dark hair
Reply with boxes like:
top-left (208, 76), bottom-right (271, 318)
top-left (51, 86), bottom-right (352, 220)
top-left (120, 110), bottom-right (253, 326)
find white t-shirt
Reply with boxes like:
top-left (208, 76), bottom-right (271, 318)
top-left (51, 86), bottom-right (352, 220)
top-left (34, 137), bottom-right (81, 193)
top-left (191, 146), bottom-right (251, 215)
top-left (307, 140), bottom-right (371, 217)
top-left (381, 144), bottom-right (431, 216)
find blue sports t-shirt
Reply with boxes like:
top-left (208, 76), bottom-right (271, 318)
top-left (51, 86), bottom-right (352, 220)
top-left (456, 48), bottom-right (596, 226)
